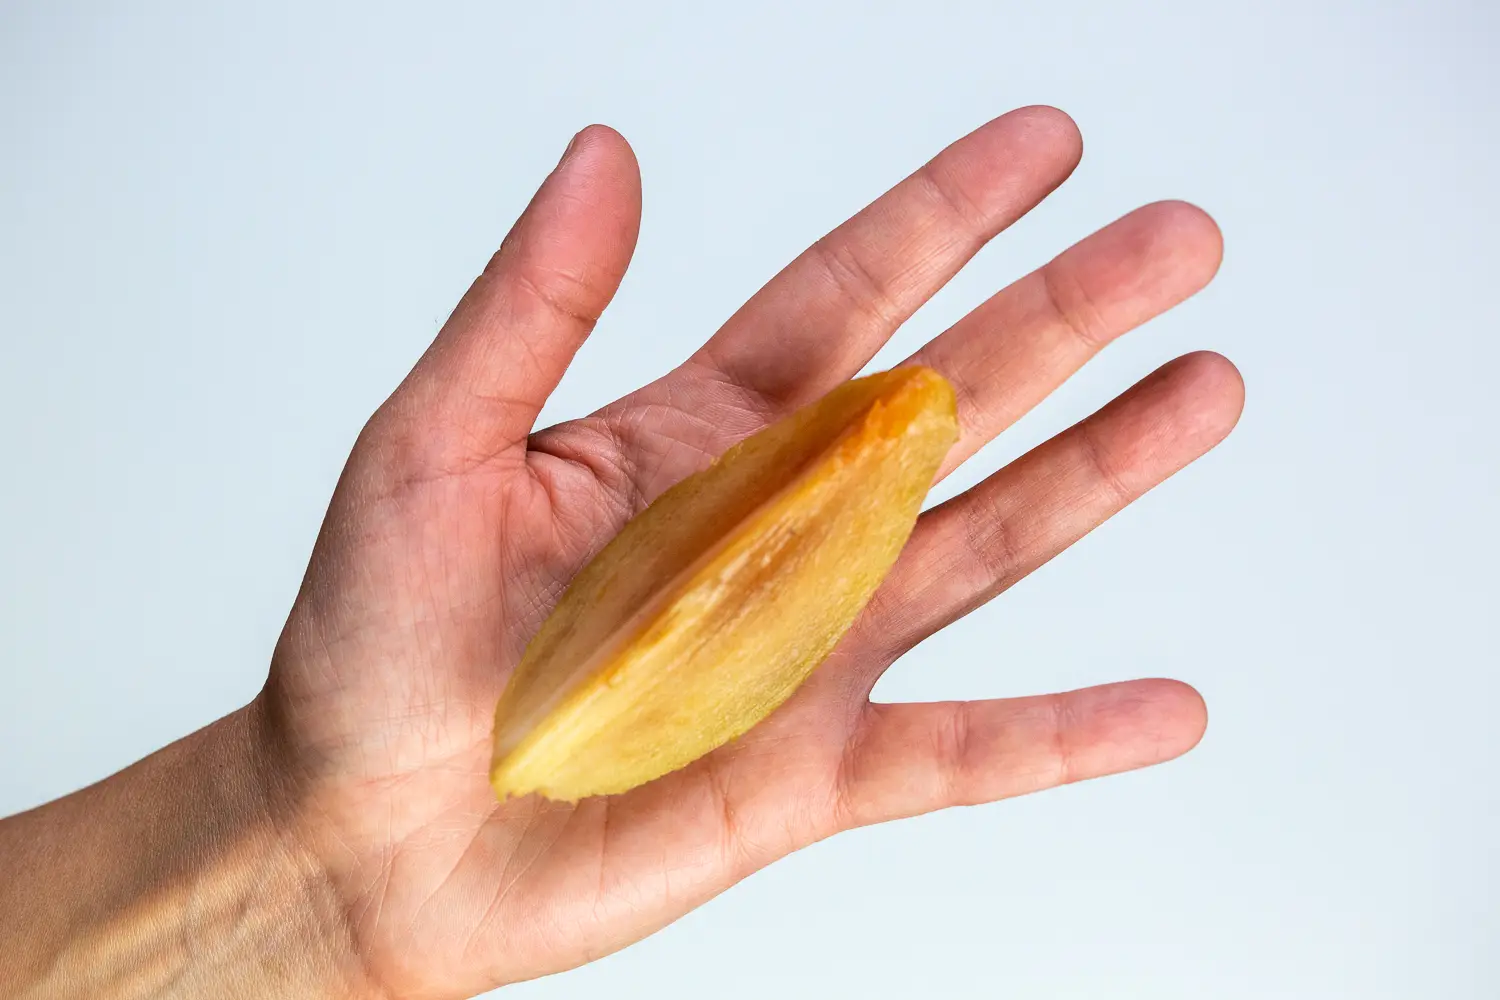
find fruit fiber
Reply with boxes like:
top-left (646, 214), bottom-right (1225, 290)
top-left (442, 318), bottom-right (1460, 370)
top-left (491, 366), bottom-right (958, 801)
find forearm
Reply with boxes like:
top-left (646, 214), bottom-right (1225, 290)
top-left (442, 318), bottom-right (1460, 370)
top-left (0, 701), bottom-right (377, 1000)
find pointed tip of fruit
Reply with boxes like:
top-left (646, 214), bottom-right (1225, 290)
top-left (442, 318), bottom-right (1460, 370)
top-left (489, 764), bottom-right (520, 802)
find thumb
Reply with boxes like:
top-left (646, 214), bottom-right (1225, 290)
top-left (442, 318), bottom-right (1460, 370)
top-left (383, 125), bottom-right (642, 478)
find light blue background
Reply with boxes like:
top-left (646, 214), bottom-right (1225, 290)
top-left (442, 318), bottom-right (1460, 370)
top-left (2, 2), bottom-right (1496, 996)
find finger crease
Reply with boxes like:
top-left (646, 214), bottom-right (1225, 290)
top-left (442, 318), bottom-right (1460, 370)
top-left (944, 702), bottom-right (976, 802)
top-left (913, 161), bottom-right (989, 234)
top-left (961, 491), bottom-right (1025, 603)
top-left (1049, 697), bottom-right (1076, 787)
top-left (1075, 420), bottom-right (1132, 506)
top-left (811, 238), bottom-right (905, 336)
top-left (1040, 262), bottom-right (1110, 351)
top-left (511, 267), bottom-right (602, 331)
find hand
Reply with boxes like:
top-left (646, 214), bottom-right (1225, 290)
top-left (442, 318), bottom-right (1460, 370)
top-left (0, 107), bottom-right (1242, 999)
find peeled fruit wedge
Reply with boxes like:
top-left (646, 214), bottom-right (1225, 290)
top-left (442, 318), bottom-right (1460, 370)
top-left (490, 366), bottom-right (959, 801)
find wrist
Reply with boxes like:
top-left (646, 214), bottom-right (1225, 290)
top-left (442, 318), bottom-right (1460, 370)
top-left (0, 699), bottom-right (382, 1000)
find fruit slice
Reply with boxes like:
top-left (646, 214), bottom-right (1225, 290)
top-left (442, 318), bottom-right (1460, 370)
top-left (490, 366), bottom-right (958, 801)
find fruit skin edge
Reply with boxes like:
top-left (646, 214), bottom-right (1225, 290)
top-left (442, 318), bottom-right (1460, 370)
top-left (490, 367), bottom-right (959, 803)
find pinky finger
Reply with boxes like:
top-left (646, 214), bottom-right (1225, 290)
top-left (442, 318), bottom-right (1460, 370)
top-left (833, 679), bottom-right (1207, 829)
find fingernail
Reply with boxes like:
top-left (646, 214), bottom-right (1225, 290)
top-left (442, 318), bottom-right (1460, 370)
top-left (556, 130), bottom-right (583, 169)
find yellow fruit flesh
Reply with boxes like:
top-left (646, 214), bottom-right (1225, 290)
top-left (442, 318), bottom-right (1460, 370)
top-left (490, 366), bottom-right (958, 801)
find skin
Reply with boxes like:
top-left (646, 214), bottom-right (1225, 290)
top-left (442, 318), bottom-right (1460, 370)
top-left (0, 107), bottom-right (1243, 999)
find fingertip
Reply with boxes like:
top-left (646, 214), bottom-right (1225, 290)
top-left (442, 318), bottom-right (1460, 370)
top-left (1079, 678), bottom-right (1209, 774)
top-left (1056, 678), bottom-right (1212, 781)
top-left (570, 123), bottom-right (636, 164)
top-left (1089, 351), bottom-right (1244, 480)
top-left (1163, 350), bottom-right (1246, 445)
top-left (557, 124), bottom-right (640, 194)
top-left (924, 105), bottom-right (1086, 217)
top-left (545, 124), bottom-right (642, 247)
top-left (1006, 104), bottom-right (1084, 165)
top-left (1114, 200), bottom-right (1225, 300)
top-left (1143, 198), bottom-right (1222, 249)
top-left (1138, 677), bottom-right (1209, 759)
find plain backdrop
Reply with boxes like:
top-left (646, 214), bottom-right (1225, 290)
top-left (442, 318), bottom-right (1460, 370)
top-left (2, 2), bottom-right (1496, 997)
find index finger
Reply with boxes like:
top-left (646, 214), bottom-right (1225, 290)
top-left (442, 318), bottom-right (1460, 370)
top-left (688, 105), bottom-right (1083, 413)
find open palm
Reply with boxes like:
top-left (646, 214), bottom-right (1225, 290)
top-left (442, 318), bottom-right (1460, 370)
top-left (262, 107), bottom-right (1242, 998)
